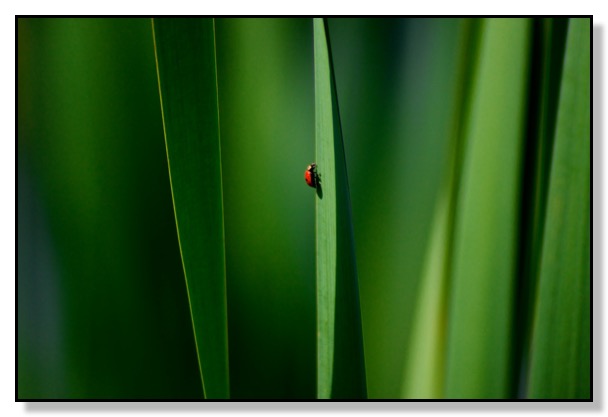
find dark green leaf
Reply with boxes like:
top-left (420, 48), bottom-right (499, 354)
top-left (152, 18), bottom-right (229, 399)
top-left (527, 18), bottom-right (590, 399)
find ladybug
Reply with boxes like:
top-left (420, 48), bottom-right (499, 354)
top-left (304, 163), bottom-right (318, 188)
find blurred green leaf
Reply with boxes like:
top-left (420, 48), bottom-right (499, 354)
top-left (152, 18), bottom-right (229, 399)
top-left (527, 18), bottom-right (590, 399)
top-left (445, 18), bottom-right (531, 398)
top-left (401, 19), bottom-right (482, 398)
top-left (400, 192), bottom-right (450, 398)
top-left (329, 18), bottom-right (464, 398)
top-left (314, 18), bottom-right (366, 399)
top-left (511, 18), bottom-right (569, 396)
top-left (18, 18), bottom-right (201, 399)
top-left (214, 18), bottom-right (316, 399)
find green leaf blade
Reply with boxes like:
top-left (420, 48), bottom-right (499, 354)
top-left (400, 18), bottom-right (482, 399)
top-left (314, 18), bottom-right (366, 399)
top-left (152, 18), bottom-right (229, 399)
top-left (527, 18), bottom-right (591, 399)
top-left (445, 18), bottom-right (531, 398)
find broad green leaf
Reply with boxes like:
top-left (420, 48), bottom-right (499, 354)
top-left (445, 18), bottom-right (530, 398)
top-left (527, 18), bottom-right (590, 399)
top-left (152, 18), bottom-right (229, 399)
top-left (314, 18), bottom-right (366, 399)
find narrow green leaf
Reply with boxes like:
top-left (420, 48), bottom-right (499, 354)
top-left (527, 18), bottom-right (590, 399)
top-left (314, 18), bottom-right (366, 399)
top-left (445, 18), bottom-right (531, 398)
top-left (523, 19), bottom-right (570, 298)
top-left (512, 18), bottom-right (569, 396)
top-left (152, 18), bottom-right (229, 399)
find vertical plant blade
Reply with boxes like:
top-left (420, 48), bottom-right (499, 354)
top-left (527, 18), bottom-right (590, 399)
top-left (152, 18), bottom-right (229, 399)
top-left (400, 192), bottom-right (450, 398)
top-left (511, 18), bottom-right (569, 397)
top-left (400, 18), bottom-right (481, 399)
top-left (314, 18), bottom-right (366, 399)
top-left (445, 18), bottom-right (531, 398)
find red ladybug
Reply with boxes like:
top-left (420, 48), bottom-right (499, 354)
top-left (304, 163), bottom-right (318, 188)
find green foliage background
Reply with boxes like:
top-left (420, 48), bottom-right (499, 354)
top-left (18, 17), bottom-right (590, 399)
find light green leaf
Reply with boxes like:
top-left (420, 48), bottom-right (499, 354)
top-left (314, 18), bottom-right (366, 399)
top-left (445, 18), bottom-right (531, 398)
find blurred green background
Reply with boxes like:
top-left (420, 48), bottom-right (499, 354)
top-left (17, 17), bottom-right (590, 399)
